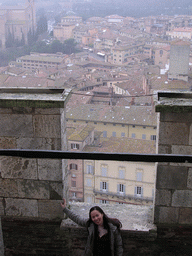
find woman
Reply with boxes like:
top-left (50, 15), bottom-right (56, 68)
top-left (61, 199), bottom-right (123, 256)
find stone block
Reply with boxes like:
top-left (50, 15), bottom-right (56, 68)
top-left (33, 115), bottom-right (61, 138)
top-left (0, 179), bottom-right (18, 197)
top-left (17, 180), bottom-right (49, 199)
top-left (12, 107), bottom-right (34, 114)
top-left (158, 122), bottom-right (189, 145)
top-left (5, 198), bottom-right (38, 217)
top-left (155, 189), bottom-right (171, 206)
top-left (0, 199), bottom-right (4, 215)
top-left (172, 145), bottom-right (192, 155)
top-left (0, 137), bottom-right (16, 149)
top-left (49, 182), bottom-right (63, 200)
top-left (35, 108), bottom-right (61, 115)
top-left (156, 165), bottom-right (187, 189)
top-left (38, 200), bottom-right (62, 219)
top-left (179, 208), bottom-right (192, 224)
top-left (38, 159), bottom-right (62, 181)
top-left (189, 124), bottom-right (192, 145)
top-left (154, 206), bottom-right (179, 224)
top-left (17, 137), bottom-right (61, 150)
top-left (0, 157), bottom-right (37, 179)
top-left (172, 190), bottom-right (192, 207)
top-left (0, 108), bottom-right (12, 114)
top-left (157, 145), bottom-right (171, 154)
top-left (187, 168), bottom-right (192, 189)
top-left (160, 112), bottom-right (192, 123)
top-left (0, 114), bottom-right (33, 137)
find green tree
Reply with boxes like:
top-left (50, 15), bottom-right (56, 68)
top-left (63, 39), bottom-right (77, 54)
top-left (49, 40), bottom-right (63, 53)
top-left (36, 15), bottom-right (48, 36)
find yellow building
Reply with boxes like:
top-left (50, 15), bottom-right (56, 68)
top-left (84, 138), bottom-right (156, 205)
top-left (0, 0), bottom-right (36, 49)
top-left (53, 16), bottom-right (82, 42)
top-left (66, 104), bottom-right (157, 141)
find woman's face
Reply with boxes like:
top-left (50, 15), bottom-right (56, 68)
top-left (90, 210), bottom-right (104, 226)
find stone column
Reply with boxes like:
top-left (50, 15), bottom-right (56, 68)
top-left (0, 217), bottom-right (4, 256)
top-left (154, 91), bottom-right (192, 225)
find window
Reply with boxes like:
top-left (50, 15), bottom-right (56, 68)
top-left (87, 178), bottom-right (92, 187)
top-left (121, 132), bottom-right (125, 137)
top-left (135, 186), bottom-right (143, 197)
top-left (142, 134), bottom-right (146, 140)
top-left (100, 200), bottom-right (109, 204)
top-left (151, 135), bottom-right (156, 141)
top-left (69, 163), bottom-right (78, 170)
top-left (136, 172), bottom-right (143, 182)
top-left (71, 143), bottom-right (79, 149)
top-left (87, 164), bottom-right (94, 174)
top-left (101, 166), bottom-right (107, 176)
top-left (71, 180), bottom-right (76, 187)
top-left (87, 197), bottom-right (92, 203)
top-left (103, 131), bottom-right (107, 137)
top-left (72, 192), bottom-right (76, 198)
top-left (100, 181), bottom-right (108, 191)
top-left (119, 169), bottom-right (125, 179)
top-left (132, 133), bottom-right (136, 138)
top-left (117, 184), bottom-right (125, 194)
top-left (112, 132), bottom-right (116, 137)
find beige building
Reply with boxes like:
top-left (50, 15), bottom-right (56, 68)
top-left (166, 27), bottom-right (192, 40)
top-left (0, 0), bottom-right (36, 49)
top-left (16, 52), bottom-right (66, 71)
top-left (84, 137), bottom-right (156, 205)
top-left (66, 104), bottom-right (157, 141)
top-left (112, 44), bottom-right (144, 65)
top-left (53, 16), bottom-right (82, 42)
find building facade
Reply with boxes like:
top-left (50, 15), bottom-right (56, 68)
top-left (0, 0), bottom-right (36, 49)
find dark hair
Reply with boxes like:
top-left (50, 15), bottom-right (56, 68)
top-left (86, 205), bottom-right (122, 230)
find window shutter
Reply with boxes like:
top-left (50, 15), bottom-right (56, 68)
top-left (134, 186), bottom-right (137, 196)
top-left (100, 182), bottom-right (102, 191)
top-left (124, 185), bottom-right (126, 194)
top-left (141, 187), bottom-right (143, 197)
top-left (117, 184), bottom-right (120, 193)
top-left (106, 183), bottom-right (109, 192)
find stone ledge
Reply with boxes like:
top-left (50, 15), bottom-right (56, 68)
top-left (60, 202), bottom-right (157, 233)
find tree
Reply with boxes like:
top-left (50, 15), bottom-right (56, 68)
top-left (63, 39), bottom-right (77, 54)
top-left (36, 15), bottom-right (48, 36)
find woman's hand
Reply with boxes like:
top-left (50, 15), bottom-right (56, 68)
top-left (61, 198), bottom-right (67, 209)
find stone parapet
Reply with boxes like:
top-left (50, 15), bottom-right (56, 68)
top-left (154, 91), bottom-right (192, 225)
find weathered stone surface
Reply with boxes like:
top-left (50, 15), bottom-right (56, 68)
top-left (0, 108), bottom-right (12, 114)
top-left (157, 145), bottom-right (171, 154)
top-left (33, 115), bottom-right (61, 138)
top-left (0, 157), bottom-right (37, 179)
top-left (179, 208), bottom-right (192, 224)
top-left (187, 168), bottom-right (192, 189)
top-left (5, 198), bottom-right (38, 217)
top-left (38, 200), bottom-right (62, 219)
top-left (0, 199), bottom-right (4, 215)
top-left (0, 137), bottom-right (16, 149)
top-left (17, 180), bottom-right (49, 199)
top-left (158, 122), bottom-right (189, 145)
top-left (155, 189), bottom-right (171, 206)
top-left (17, 137), bottom-right (61, 150)
top-left (49, 182), bottom-right (63, 200)
top-left (156, 165), bottom-right (188, 189)
top-left (38, 159), bottom-right (62, 181)
top-left (0, 217), bottom-right (4, 256)
top-left (35, 108), bottom-right (61, 115)
top-left (0, 114), bottom-right (33, 137)
top-left (160, 112), bottom-right (192, 123)
top-left (172, 190), bottom-right (192, 207)
top-left (154, 206), bottom-right (179, 224)
top-left (0, 179), bottom-right (18, 197)
top-left (171, 145), bottom-right (192, 155)
top-left (12, 107), bottom-right (34, 114)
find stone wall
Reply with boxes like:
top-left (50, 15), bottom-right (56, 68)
top-left (0, 89), bottom-right (68, 220)
top-left (154, 93), bottom-right (192, 225)
top-left (1, 217), bottom-right (192, 256)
